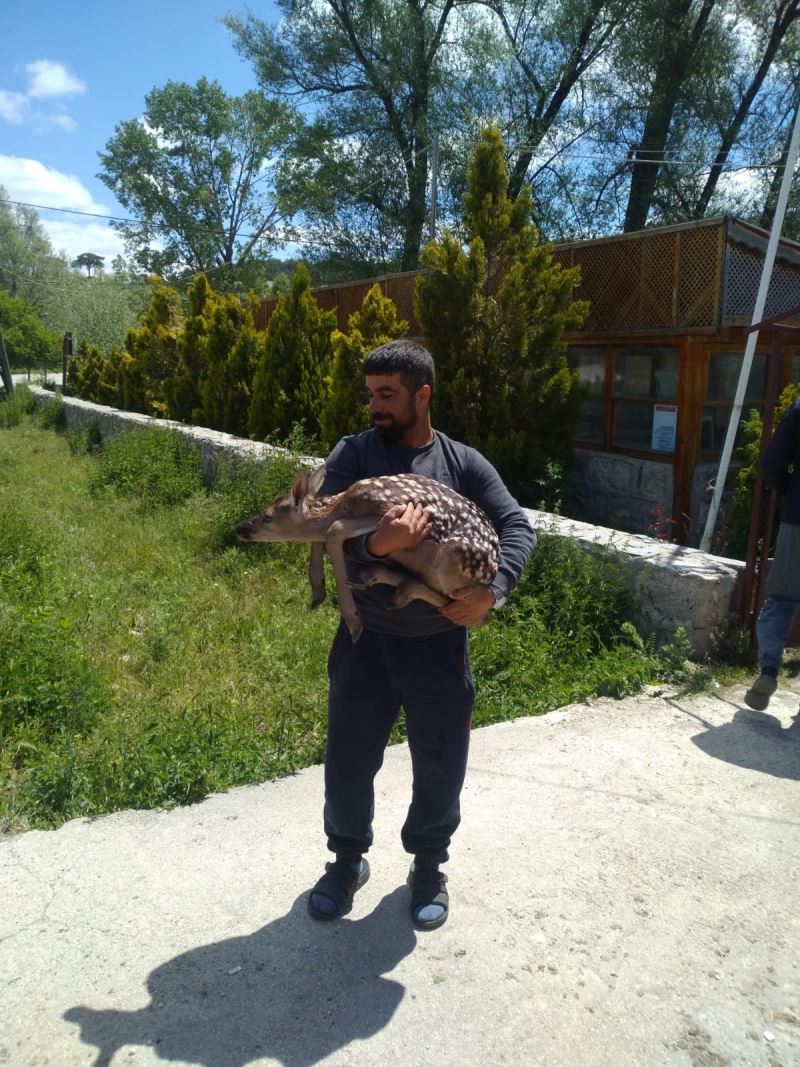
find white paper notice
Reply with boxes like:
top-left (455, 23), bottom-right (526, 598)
top-left (651, 404), bottom-right (677, 452)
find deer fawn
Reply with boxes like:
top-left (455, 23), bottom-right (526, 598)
top-left (235, 464), bottom-right (500, 642)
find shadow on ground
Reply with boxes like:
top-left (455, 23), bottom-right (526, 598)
top-left (678, 698), bottom-right (800, 781)
top-left (65, 887), bottom-right (416, 1067)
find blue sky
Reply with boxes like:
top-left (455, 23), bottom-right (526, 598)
top-left (1, 0), bottom-right (280, 263)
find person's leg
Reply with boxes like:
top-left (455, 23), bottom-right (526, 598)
top-left (746, 596), bottom-right (800, 711)
top-left (391, 628), bottom-right (475, 928)
top-left (309, 623), bottom-right (400, 920)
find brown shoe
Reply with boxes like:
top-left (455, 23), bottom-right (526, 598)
top-left (744, 674), bottom-right (777, 711)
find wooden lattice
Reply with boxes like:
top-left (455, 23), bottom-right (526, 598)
top-left (677, 225), bottom-right (721, 327)
top-left (254, 218), bottom-right (800, 337)
top-left (724, 240), bottom-right (800, 322)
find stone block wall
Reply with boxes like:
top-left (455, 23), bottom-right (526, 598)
top-left (564, 449), bottom-right (674, 536)
top-left (32, 388), bottom-right (743, 656)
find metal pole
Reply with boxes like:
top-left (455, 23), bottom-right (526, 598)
top-left (0, 330), bottom-right (13, 395)
top-left (429, 131), bottom-right (439, 243)
top-left (699, 97), bottom-right (800, 553)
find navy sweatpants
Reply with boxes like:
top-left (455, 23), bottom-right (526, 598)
top-left (324, 620), bottom-right (476, 867)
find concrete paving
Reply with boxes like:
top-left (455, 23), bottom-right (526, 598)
top-left (1, 682), bottom-right (798, 1067)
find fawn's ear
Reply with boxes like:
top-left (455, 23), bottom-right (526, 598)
top-left (307, 463), bottom-right (327, 497)
top-left (292, 470), bottom-right (309, 507)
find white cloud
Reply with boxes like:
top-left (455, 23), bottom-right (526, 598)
top-left (0, 153), bottom-right (124, 261)
top-left (25, 59), bottom-right (86, 99)
top-left (0, 90), bottom-right (27, 124)
top-left (50, 113), bottom-right (76, 132)
top-left (0, 155), bottom-right (108, 214)
top-left (42, 219), bottom-right (126, 263)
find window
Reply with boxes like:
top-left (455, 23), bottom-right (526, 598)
top-left (567, 346), bottom-right (606, 443)
top-left (701, 351), bottom-right (766, 452)
top-left (612, 348), bottom-right (679, 452)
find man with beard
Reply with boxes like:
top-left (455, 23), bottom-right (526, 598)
top-left (308, 339), bottom-right (536, 930)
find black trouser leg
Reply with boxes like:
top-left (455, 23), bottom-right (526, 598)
top-left (393, 629), bottom-right (475, 867)
top-left (324, 623), bottom-right (400, 861)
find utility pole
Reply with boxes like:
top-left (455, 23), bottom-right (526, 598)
top-left (428, 131), bottom-right (439, 243)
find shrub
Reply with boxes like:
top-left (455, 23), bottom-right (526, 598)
top-left (36, 394), bottom-right (67, 431)
top-left (89, 426), bottom-right (204, 508)
top-left (0, 383), bottom-right (35, 428)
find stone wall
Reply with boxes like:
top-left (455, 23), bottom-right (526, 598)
top-left (564, 448), bottom-right (674, 536)
top-left (32, 388), bottom-right (743, 656)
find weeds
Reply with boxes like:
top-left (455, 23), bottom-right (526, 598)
top-left (0, 411), bottom-right (727, 832)
top-left (89, 426), bottom-right (204, 508)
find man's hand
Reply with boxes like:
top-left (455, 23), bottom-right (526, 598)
top-left (439, 585), bottom-right (496, 627)
top-left (366, 502), bottom-right (431, 557)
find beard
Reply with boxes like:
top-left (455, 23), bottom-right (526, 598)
top-left (373, 408), bottom-right (418, 442)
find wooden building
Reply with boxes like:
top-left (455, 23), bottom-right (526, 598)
top-left (257, 216), bottom-right (800, 545)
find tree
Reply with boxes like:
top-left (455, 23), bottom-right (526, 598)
top-left (248, 263), bottom-right (336, 441)
top-left (98, 78), bottom-right (297, 279)
top-left (122, 277), bottom-right (183, 416)
top-left (320, 284), bottom-right (408, 450)
top-left (0, 188), bottom-right (55, 306)
top-left (0, 289), bottom-right (59, 373)
top-left (488, 0), bottom-right (627, 198)
top-left (71, 252), bottom-right (105, 278)
top-left (226, 1), bottom-right (500, 272)
top-left (415, 127), bottom-right (588, 500)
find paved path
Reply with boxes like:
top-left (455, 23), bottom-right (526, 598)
top-left (2, 683), bottom-right (798, 1067)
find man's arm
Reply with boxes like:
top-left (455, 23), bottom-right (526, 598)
top-left (457, 449), bottom-right (537, 608)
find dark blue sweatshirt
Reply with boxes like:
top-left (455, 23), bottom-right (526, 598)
top-left (762, 398), bottom-right (800, 525)
top-left (322, 427), bottom-right (537, 636)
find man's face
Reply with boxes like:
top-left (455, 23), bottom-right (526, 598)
top-left (366, 373), bottom-right (424, 442)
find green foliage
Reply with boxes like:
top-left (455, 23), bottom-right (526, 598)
top-left (164, 273), bottom-right (213, 422)
top-left (416, 127), bottom-right (589, 501)
top-left (36, 394), bottom-right (66, 431)
top-left (0, 289), bottom-right (59, 371)
top-left (249, 263), bottom-right (336, 441)
top-left (0, 383), bottom-right (35, 429)
top-left (122, 277), bottom-right (184, 415)
top-left (320, 284), bottom-right (407, 450)
top-left (98, 77), bottom-right (296, 278)
top-left (727, 383), bottom-right (800, 559)
top-left (89, 427), bottom-right (204, 508)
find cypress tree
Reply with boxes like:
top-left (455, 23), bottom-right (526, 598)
top-left (320, 284), bottom-right (407, 451)
top-left (123, 276), bottom-right (183, 416)
top-left (415, 126), bottom-right (589, 503)
top-left (248, 263), bottom-right (336, 441)
top-left (165, 273), bottom-right (213, 423)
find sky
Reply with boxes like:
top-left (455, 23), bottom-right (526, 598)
top-left (1, 0), bottom-right (280, 264)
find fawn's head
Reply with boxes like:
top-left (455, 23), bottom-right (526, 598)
top-left (235, 464), bottom-right (327, 543)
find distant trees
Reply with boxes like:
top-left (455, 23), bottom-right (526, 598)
top-left (98, 78), bottom-right (297, 281)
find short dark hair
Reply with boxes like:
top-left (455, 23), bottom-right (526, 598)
top-left (363, 339), bottom-right (435, 398)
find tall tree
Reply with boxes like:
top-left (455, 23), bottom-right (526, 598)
top-left (98, 78), bottom-right (297, 279)
top-left (488, 0), bottom-right (627, 199)
top-left (226, 1), bottom-right (499, 272)
top-left (416, 127), bottom-right (588, 500)
top-left (71, 252), bottom-right (105, 278)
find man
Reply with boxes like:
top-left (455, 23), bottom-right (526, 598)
top-left (308, 339), bottom-right (536, 930)
top-left (745, 396), bottom-right (800, 711)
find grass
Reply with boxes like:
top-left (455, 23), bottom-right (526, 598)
top-left (0, 403), bottom-right (743, 832)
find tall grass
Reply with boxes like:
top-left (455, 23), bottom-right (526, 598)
top-left (0, 410), bottom-right (698, 832)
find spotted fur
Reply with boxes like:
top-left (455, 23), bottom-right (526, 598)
top-left (236, 466), bottom-right (500, 640)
